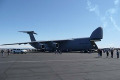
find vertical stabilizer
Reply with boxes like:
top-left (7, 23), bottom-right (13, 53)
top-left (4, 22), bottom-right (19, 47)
top-left (90, 27), bottom-right (103, 41)
top-left (19, 31), bottom-right (37, 41)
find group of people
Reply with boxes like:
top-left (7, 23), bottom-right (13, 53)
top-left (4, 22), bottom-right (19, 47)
top-left (98, 49), bottom-right (119, 58)
top-left (55, 50), bottom-right (62, 54)
top-left (1, 49), bottom-right (10, 57)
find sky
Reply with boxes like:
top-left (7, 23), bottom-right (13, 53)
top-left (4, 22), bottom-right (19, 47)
top-left (0, 0), bottom-right (120, 48)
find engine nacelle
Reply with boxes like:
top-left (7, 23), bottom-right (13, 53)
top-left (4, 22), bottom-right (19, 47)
top-left (52, 42), bottom-right (59, 48)
top-left (37, 43), bottom-right (45, 49)
top-left (38, 42), bottom-right (59, 51)
top-left (41, 44), bottom-right (45, 49)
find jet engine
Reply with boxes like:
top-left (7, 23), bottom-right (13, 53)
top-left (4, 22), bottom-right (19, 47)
top-left (51, 42), bottom-right (59, 48)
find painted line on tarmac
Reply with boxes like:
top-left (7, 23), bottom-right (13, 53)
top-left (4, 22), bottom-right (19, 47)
top-left (0, 59), bottom-right (99, 63)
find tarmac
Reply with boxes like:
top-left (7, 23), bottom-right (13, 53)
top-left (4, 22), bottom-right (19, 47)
top-left (0, 52), bottom-right (120, 80)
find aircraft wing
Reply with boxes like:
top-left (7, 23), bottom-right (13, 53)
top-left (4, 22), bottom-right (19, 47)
top-left (1, 38), bottom-right (74, 45)
top-left (1, 42), bottom-right (35, 45)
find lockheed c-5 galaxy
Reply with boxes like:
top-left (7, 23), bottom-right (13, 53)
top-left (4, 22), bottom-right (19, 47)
top-left (2, 27), bottom-right (103, 52)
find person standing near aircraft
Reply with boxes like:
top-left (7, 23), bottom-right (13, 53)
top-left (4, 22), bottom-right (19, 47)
top-left (111, 49), bottom-right (114, 58)
top-left (97, 49), bottom-right (100, 57)
top-left (7, 49), bottom-right (10, 56)
top-left (59, 50), bottom-right (62, 54)
top-left (116, 49), bottom-right (119, 58)
top-left (1, 50), bottom-right (4, 57)
top-left (106, 50), bottom-right (109, 58)
top-left (100, 49), bottom-right (102, 57)
top-left (55, 50), bottom-right (58, 54)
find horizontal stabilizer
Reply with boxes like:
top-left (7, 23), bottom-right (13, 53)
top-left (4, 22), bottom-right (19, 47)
top-left (19, 31), bottom-right (37, 35)
top-left (19, 31), bottom-right (37, 41)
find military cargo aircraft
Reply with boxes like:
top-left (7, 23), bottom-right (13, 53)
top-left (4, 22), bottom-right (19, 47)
top-left (2, 27), bottom-right (103, 52)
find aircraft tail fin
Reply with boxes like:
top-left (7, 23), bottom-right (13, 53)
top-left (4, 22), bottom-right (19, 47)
top-left (19, 31), bottom-right (37, 41)
top-left (90, 27), bottom-right (103, 41)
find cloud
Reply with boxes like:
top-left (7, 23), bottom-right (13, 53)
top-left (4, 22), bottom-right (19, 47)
top-left (87, 0), bottom-right (120, 31)
top-left (87, 0), bottom-right (100, 16)
top-left (107, 0), bottom-right (120, 31)
top-left (107, 8), bottom-right (116, 15)
top-left (110, 16), bottom-right (120, 31)
top-left (114, 0), bottom-right (119, 5)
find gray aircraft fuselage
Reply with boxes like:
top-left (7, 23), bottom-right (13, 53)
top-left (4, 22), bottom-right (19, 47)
top-left (29, 38), bottom-right (97, 52)
top-left (27, 27), bottom-right (103, 52)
